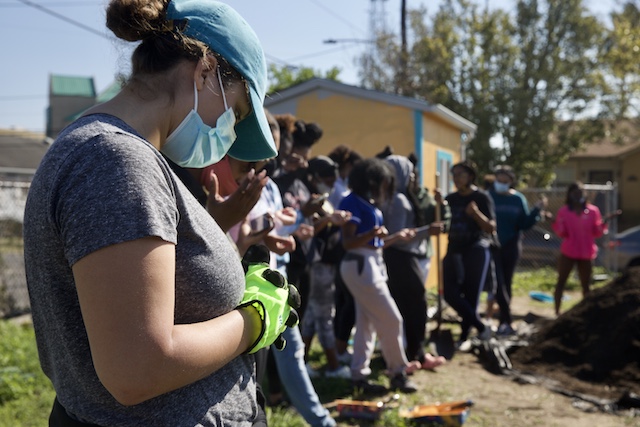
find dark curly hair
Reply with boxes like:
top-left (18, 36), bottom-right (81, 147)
top-left (451, 160), bottom-right (477, 183)
top-left (292, 120), bottom-right (323, 148)
top-left (105, 0), bottom-right (241, 91)
top-left (348, 158), bottom-right (395, 201)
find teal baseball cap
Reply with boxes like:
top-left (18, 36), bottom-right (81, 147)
top-left (166, 0), bottom-right (277, 162)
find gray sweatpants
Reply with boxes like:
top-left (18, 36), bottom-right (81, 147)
top-left (339, 247), bottom-right (408, 380)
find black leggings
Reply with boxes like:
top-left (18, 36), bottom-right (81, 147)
top-left (493, 237), bottom-right (522, 325)
top-left (384, 247), bottom-right (427, 362)
top-left (50, 398), bottom-right (101, 427)
top-left (333, 263), bottom-right (355, 343)
top-left (442, 245), bottom-right (491, 341)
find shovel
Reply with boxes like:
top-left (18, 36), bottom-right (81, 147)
top-left (428, 172), bottom-right (455, 360)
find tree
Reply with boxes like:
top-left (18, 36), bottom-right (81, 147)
top-left (267, 64), bottom-right (341, 94)
top-left (359, 0), bottom-right (610, 187)
top-left (600, 1), bottom-right (640, 119)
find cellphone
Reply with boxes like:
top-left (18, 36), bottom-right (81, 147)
top-left (250, 213), bottom-right (274, 233)
top-left (311, 193), bottom-right (328, 205)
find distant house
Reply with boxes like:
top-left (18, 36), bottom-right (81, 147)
top-left (47, 74), bottom-right (97, 138)
top-left (554, 120), bottom-right (640, 221)
top-left (46, 74), bottom-right (123, 138)
top-left (265, 78), bottom-right (477, 195)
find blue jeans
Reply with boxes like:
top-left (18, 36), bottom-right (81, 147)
top-left (271, 326), bottom-right (336, 427)
top-left (272, 262), bottom-right (335, 427)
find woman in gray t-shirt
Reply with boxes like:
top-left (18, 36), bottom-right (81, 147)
top-left (23, 1), bottom-right (282, 425)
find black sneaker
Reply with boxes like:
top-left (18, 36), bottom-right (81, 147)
top-left (389, 373), bottom-right (418, 393)
top-left (351, 379), bottom-right (387, 395)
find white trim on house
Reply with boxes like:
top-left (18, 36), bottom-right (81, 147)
top-left (265, 78), bottom-right (477, 134)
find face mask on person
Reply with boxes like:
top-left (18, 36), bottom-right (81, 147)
top-left (493, 182), bottom-right (510, 193)
top-left (570, 193), bottom-right (585, 204)
top-left (315, 181), bottom-right (332, 195)
top-left (161, 69), bottom-right (237, 168)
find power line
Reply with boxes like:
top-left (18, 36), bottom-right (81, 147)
top-left (0, 95), bottom-right (46, 101)
top-left (15, 0), bottom-right (110, 39)
top-left (285, 45), bottom-right (366, 63)
top-left (0, 1), bottom-right (95, 7)
top-left (306, 0), bottom-right (367, 36)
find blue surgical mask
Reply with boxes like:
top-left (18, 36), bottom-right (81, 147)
top-left (493, 182), bottom-right (510, 193)
top-left (315, 181), bottom-right (332, 195)
top-left (161, 70), bottom-right (237, 168)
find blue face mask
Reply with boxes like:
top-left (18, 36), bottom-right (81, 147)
top-left (493, 182), bottom-right (510, 193)
top-left (161, 69), bottom-right (237, 168)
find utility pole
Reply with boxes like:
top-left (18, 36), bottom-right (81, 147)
top-left (399, 0), bottom-right (408, 95)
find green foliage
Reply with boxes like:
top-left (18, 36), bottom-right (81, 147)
top-left (268, 64), bottom-right (341, 94)
top-left (600, 1), bottom-right (640, 119)
top-left (0, 320), bottom-right (54, 426)
top-left (358, 0), bottom-right (634, 186)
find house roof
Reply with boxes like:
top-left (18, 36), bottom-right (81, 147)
top-left (50, 74), bottom-right (96, 98)
top-left (570, 120), bottom-right (640, 159)
top-left (0, 129), bottom-right (50, 171)
top-left (96, 80), bottom-right (122, 103)
top-left (265, 78), bottom-right (477, 134)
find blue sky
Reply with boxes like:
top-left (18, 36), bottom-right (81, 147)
top-left (0, 0), bottom-right (619, 132)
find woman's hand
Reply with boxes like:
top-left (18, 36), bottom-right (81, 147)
top-left (205, 169), bottom-right (268, 232)
top-left (329, 210), bottom-right (352, 226)
top-left (301, 194), bottom-right (326, 218)
top-left (236, 218), bottom-right (274, 256)
top-left (604, 209), bottom-right (622, 223)
top-left (275, 207), bottom-right (297, 226)
top-left (293, 223), bottom-right (315, 241)
top-left (264, 234), bottom-right (296, 255)
top-left (428, 221), bottom-right (445, 236)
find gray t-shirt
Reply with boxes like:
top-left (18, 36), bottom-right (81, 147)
top-left (23, 114), bottom-right (255, 426)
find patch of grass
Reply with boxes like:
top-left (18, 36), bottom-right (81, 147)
top-left (0, 266), bottom-right (616, 426)
top-left (512, 266), bottom-right (610, 295)
top-left (0, 320), bottom-right (54, 426)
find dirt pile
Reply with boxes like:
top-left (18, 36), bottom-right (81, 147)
top-left (509, 267), bottom-right (640, 401)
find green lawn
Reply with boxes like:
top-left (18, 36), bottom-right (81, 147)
top-left (0, 267), bottom-right (613, 426)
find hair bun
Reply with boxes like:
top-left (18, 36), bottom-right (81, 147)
top-left (106, 0), bottom-right (169, 42)
top-left (293, 120), bottom-right (323, 147)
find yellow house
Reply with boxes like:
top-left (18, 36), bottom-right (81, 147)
top-left (265, 78), bottom-right (477, 287)
top-left (265, 78), bottom-right (476, 195)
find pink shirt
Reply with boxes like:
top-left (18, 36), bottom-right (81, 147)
top-left (552, 204), bottom-right (607, 260)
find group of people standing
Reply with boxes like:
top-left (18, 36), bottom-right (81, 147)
top-left (21, 1), bottom-right (618, 426)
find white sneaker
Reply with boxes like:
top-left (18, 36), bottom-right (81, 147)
top-left (305, 362), bottom-right (320, 379)
top-left (456, 339), bottom-right (473, 352)
top-left (336, 349), bottom-right (353, 365)
top-left (325, 365), bottom-right (351, 379)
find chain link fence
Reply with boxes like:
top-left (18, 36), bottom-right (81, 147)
top-left (0, 175), bottom-right (32, 318)
top-left (518, 183), bottom-right (619, 272)
top-left (0, 175), bottom-right (621, 319)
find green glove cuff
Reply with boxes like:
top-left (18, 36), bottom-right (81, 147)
top-left (240, 264), bottom-right (293, 354)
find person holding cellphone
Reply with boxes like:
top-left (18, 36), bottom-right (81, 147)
top-left (23, 1), bottom-right (296, 425)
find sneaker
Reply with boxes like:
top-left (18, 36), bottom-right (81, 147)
top-left (351, 379), bottom-right (387, 395)
top-left (389, 373), bottom-right (418, 394)
top-left (336, 349), bottom-right (353, 365)
top-left (305, 362), bottom-right (320, 379)
top-left (325, 365), bottom-right (351, 379)
top-left (455, 339), bottom-right (472, 352)
top-left (478, 324), bottom-right (492, 341)
top-left (497, 323), bottom-right (516, 337)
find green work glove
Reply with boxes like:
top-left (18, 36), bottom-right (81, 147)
top-left (238, 245), bottom-right (301, 354)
